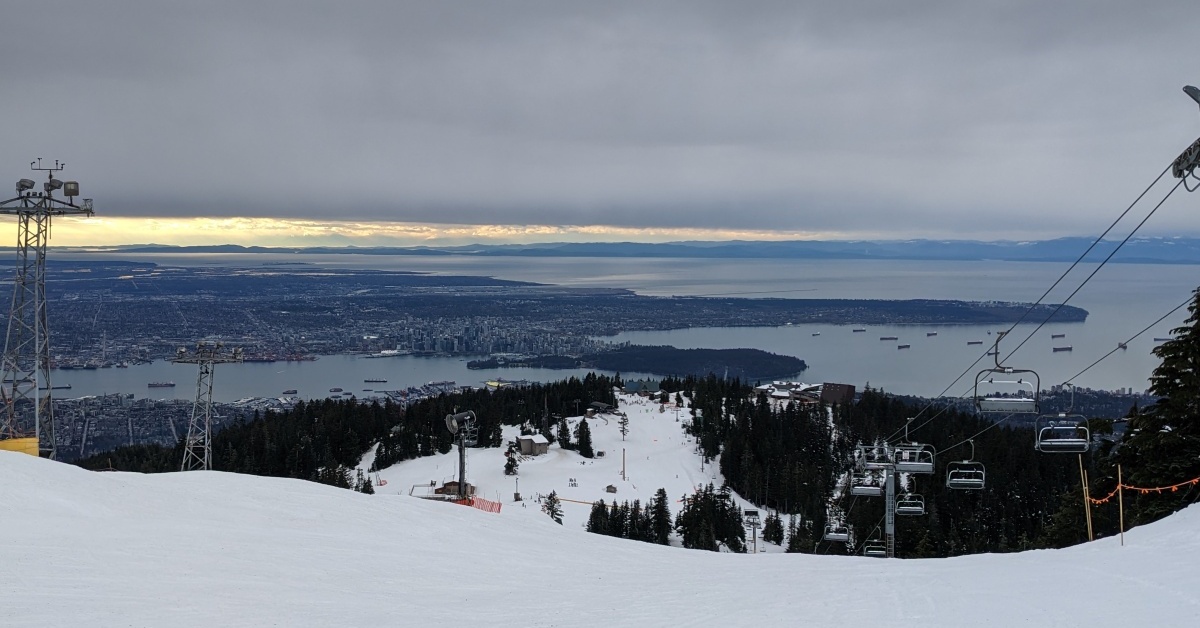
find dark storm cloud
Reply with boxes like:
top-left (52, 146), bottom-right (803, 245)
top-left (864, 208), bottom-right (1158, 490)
top-left (2, 1), bottom-right (1198, 239)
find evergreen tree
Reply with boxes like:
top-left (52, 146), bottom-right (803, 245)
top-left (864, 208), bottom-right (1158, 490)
top-left (361, 477), bottom-right (375, 494)
top-left (557, 417), bottom-right (573, 450)
top-left (762, 511), bottom-right (784, 545)
top-left (650, 487), bottom-right (672, 545)
top-left (503, 441), bottom-right (519, 476)
top-left (586, 500), bottom-right (609, 534)
top-left (543, 491), bottom-right (563, 525)
top-left (619, 413), bottom-right (630, 441)
top-left (1119, 287), bottom-right (1200, 524)
top-left (785, 515), bottom-right (804, 553)
top-left (576, 418), bottom-right (594, 458)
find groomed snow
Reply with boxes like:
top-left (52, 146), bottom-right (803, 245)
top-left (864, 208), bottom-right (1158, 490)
top-left (3, 395), bottom-right (1199, 626)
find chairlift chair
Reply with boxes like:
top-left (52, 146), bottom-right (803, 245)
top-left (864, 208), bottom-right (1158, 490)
top-left (1035, 414), bottom-right (1090, 454)
top-left (974, 372), bottom-right (1040, 414)
top-left (850, 471), bottom-right (883, 497)
top-left (946, 461), bottom-right (986, 490)
top-left (863, 541), bottom-right (887, 558)
top-left (856, 444), bottom-right (892, 470)
top-left (945, 440), bottom-right (986, 490)
top-left (894, 493), bottom-right (926, 516)
top-left (974, 333), bottom-right (1041, 414)
top-left (823, 525), bottom-right (850, 543)
top-left (893, 444), bottom-right (935, 474)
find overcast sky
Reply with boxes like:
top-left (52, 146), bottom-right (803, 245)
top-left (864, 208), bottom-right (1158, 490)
top-left (3, 1), bottom-right (1199, 245)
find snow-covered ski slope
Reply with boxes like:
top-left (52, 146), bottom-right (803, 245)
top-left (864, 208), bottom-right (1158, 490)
top-left (3, 395), bottom-right (1199, 627)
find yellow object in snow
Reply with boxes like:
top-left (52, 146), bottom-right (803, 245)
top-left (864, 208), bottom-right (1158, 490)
top-left (0, 437), bottom-right (39, 456)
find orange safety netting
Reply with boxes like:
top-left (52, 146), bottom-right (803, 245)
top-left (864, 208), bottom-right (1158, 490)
top-left (1087, 476), bottom-right (1200, 505)
top-left (453, 497), bottom-right (503, 513)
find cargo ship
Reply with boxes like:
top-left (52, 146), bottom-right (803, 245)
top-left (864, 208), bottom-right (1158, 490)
top-left (282, 389), bottom-right (298, 395)
top-left (897, 344), bottom-right (910, 350)
top-left (926, 332), bottom-right (937, 337)
top-left (880, 336), bottom-right (898, 341)
top-left (329, 387), bottom-right (343, 393)
top-left (852, 328), bottom-right (866, 332)
top-left (1053, 346), bottom-right (1073, 352)
top-left (148, 381), bottom-right (175, 388)
top-left (1051, 333), bottom-right (1066, 339)
top-left (1154, 337), bottom-right (1173, 342)
top-left (364, 378), bottom-right (387, 383)
top-left (967, 341), bottom-right (984, 345)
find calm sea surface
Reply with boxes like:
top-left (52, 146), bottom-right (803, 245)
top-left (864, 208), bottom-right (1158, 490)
top-left (54, 253), bottom-right (1200, 400)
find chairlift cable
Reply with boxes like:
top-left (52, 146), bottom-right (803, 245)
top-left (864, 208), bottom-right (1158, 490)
top-left (885, 382), bottom-right (975, 445)
top-left (939, 412), bottom-right (1017, 457)
top-left (891, 165), bottom-right (1178, 444)
top-left (1001, 179), bottom-right (1185, 365)
top-left (1063, 294), bottom-right (1193, 386)
top-left (852, 516), bottom-right (887, 555)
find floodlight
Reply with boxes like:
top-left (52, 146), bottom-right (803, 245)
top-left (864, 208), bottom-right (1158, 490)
top-left (1186, 85), bottom-right (1200, 109)
top-left (63, 181), bottom-right (79, 197)
top-left (16, 178), bottom-right (34, 193)
top-left (45, 178), bottom-right (63, 192)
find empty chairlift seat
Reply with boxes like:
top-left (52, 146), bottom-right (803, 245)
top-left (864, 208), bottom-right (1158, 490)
top-left (856, 444), bottom-right (892, 470)
top-left (1035, 416), bottom-right (1090, 454)
top-left (976, 396), bottom-right (1038, 413)
top-left (850, 471), bottom-right (883, 497)
top-left (823, 525), bottom-right (850, 543)
top-left (892, 444), bottom-right (934, 474)
top-left (975, 369), bottom-right (1040, 415)
top-left (894, 493), bottom-right (926, 516)
top-left (863, 541), bottom-right (887, 558)
top-left (946, 461), bottom-right (986, 490)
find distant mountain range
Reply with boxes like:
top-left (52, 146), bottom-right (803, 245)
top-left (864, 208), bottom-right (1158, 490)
top-left (55, 236), bottom-right (1200, 264)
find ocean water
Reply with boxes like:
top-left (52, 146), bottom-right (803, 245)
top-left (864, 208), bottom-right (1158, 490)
top-left (54, 253), bottom-right (1199, 398)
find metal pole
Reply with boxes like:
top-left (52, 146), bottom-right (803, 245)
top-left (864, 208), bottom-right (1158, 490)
top-left (884, 468), bottom-right (895, 559)
top-left (1078, 454), bottom-right (1094, 542)
top-left (1118, 464), bottom-right (1125, 547)
top-left (458, 432), bottom-right (466, 498)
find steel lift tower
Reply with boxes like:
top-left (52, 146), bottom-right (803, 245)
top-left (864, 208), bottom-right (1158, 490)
top-left (0, 160), bottom-right (93, 459)
top-left (174, 341), bottom-right (243, 471)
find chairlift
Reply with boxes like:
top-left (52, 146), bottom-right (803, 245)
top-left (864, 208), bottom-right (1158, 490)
top-left (863, 537), bottom-right (887, 558)
top-left (894, 493), bottom-right (926, 516)
top-left (1034, 384), bottom-right (1090, 454)
top-left (893, 445), bottom-right (935, 474)
top-left (974, 332), bottom-right (1040, 414)
top-left (893, 420), bottom-right (935, 474)
top-left (850, 471), bottom-right (883, 497)
top-left (946, 440), bottom-right (986, 490)
top-left (1035, 415), bottom-right (1090, 454)
top-left (823, 524), bottom-right (850, 543)
top-left (855, 444), bottom-right (891, 470)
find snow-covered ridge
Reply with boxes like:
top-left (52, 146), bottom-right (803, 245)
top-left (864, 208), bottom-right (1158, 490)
top-left (3, 393), bottom-right (1199, 626)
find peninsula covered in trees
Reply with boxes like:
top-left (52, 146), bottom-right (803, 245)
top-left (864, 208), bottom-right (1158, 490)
top-left (468, 345), bottom-right (806, 380)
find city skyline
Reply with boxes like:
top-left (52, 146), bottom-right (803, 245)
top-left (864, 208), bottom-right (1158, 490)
top-left (4, 1), bottom-right (1199, 246)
